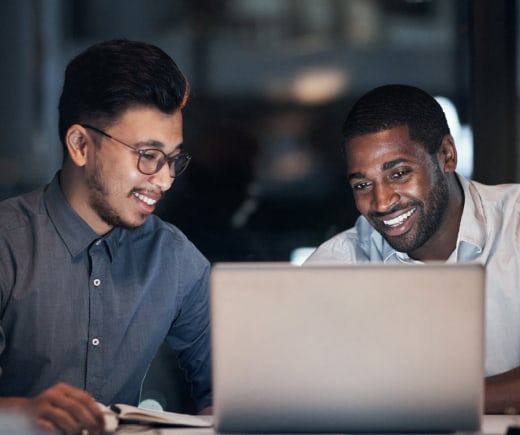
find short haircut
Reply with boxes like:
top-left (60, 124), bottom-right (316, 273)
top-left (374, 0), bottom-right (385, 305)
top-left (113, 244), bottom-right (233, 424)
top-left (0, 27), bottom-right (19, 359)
top-left (342, 84), bottom-right (450, 154)
top-left (58, 38), bottom-right (189, 160)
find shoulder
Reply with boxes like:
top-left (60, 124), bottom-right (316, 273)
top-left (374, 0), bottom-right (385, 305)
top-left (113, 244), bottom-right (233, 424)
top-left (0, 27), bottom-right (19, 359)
top-left (0, 188), bottom-right (47, 291)
top-left (461, 178), bottom-right (520, 250)
top-left (142, 214), bottom-right (188, 240)
top-left (135, 215), bottom-right (209, 267)
top-left (306, 216), bottom-right (374, 263)
top-left (466, 178), bottom-right (520, 216)
top-left (466, 176), bottom-right (520, 200)
top-left (0, 188), bottom-right (46, 233)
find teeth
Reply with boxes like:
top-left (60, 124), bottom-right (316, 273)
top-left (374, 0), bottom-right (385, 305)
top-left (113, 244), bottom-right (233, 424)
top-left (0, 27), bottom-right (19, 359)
top-left (133, 192), bottom-right (157, 206)
top-left (383, 208), bottom-right (416, 227)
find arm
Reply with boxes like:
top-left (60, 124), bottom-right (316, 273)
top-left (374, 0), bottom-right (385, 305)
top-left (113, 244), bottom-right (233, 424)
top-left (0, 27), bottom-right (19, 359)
top-left (166, 254), bottom-right (212, 413)
top-left (485, 367), bottom-right (520, 414)
top-left (0, 383), bottom-right (106, 434)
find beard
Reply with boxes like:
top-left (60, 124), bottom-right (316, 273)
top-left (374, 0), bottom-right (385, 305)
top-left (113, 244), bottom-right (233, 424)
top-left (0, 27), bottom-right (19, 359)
top-left (86, 156), bottom-right (145, 230)
top-left (372, 166), bottom-right (450, 254)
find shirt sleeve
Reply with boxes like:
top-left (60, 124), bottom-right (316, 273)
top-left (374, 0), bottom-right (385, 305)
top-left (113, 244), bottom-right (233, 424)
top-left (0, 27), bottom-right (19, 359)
top-left (0, 223), bottom-right (15, 364)
top-left (305, 217), bottom-right (379, 264)
top-left (164, 251), bottom-right (212, 411)
top-left (305, 230), bottom-right (359, 263)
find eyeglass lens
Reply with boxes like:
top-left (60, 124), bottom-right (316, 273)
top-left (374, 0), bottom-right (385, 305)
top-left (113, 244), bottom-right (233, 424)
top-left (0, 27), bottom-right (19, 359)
top-left (138, 149), bottom-right (190, 177)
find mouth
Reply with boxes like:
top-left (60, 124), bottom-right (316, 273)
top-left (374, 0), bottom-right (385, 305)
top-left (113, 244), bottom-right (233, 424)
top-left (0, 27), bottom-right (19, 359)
top-left (132, 191), bottom-right (159, 207)
top-left (382, 207), bottom-right (417, 228)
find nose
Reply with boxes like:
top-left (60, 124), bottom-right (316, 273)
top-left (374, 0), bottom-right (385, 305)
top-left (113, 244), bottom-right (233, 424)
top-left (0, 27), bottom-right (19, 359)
top-left (149, 162), bottom-right (174, 192)
top-left (372, 182), bottom-right (400, 212)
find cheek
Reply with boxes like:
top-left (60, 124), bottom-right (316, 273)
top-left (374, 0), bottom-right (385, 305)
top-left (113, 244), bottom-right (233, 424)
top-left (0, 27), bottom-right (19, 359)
top-left (353, 193), bottom-right (371, 214)
top-left (107, 162), bottom-right (144, 188)
top-left (405, 178), bottom-right (430, 200)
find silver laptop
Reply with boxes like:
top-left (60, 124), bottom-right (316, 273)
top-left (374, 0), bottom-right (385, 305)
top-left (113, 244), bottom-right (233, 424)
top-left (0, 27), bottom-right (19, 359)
top-left (210, 262), bottom-right (485, 433)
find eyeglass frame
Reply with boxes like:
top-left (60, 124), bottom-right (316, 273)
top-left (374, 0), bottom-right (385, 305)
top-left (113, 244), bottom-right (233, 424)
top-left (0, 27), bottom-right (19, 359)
top-left (80, 123), bottom-right (191, 178)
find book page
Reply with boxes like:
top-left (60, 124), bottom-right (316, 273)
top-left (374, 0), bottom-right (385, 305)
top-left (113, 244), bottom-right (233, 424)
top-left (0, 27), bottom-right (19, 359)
top-left (111, 404), bottom-right (213, 427)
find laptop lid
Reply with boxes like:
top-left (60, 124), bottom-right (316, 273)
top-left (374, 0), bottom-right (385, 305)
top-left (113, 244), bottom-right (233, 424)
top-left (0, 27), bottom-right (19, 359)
top-left (210, 262), bottom-right (485, 433)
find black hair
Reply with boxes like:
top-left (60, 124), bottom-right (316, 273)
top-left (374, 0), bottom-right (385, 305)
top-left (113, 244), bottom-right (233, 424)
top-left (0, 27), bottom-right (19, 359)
top-left (58, 39), bottom-right (189, 160)
top-left (342, 84), bottom-right (450, 154)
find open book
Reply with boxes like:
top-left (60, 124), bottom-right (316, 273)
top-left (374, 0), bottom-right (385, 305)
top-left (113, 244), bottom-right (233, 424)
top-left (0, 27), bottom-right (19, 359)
top-left (98, 402), bottom-right (213, 432)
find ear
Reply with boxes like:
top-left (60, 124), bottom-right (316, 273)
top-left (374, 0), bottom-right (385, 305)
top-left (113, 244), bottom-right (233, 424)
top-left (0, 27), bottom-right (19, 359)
top-left (437, 134), bottom-right (457, 174)
top-left (65, 124), bottom-right (89, 167)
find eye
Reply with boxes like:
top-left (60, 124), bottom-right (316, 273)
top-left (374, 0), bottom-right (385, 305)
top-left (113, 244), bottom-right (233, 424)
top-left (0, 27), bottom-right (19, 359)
top-left (352, 181), bottom-right (372, 191)
top-left (140, 149), bottom-right (162, 162)
top-left (390, 168), bottom-right (411, 180)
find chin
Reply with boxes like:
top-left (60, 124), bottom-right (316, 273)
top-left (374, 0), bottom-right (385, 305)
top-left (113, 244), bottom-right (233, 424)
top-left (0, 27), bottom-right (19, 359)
top-left (385, 235), bottom-right (419, 254)
top-left (115, 216), bottom-right (148, 230)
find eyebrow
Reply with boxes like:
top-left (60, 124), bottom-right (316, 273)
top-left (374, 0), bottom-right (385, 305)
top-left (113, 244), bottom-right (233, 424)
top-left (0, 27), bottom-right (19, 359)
top-left (138, 139), bottom-right (184, 155)
top-left (348, 158), bottom-right (410, 180)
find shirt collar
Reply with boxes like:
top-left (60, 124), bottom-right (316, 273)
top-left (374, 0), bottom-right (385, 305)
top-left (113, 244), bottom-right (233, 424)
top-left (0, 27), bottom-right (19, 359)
top-left (44, 172), bottom-right (123, 260)
top-left (455, 174), bottom-right (485, 260)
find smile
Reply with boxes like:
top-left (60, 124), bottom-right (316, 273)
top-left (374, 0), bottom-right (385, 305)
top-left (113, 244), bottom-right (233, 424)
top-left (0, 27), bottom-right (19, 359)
top-left (133, 192), bottom-right (157, 206)
top-left (383, 208), bottom-right (416, 227)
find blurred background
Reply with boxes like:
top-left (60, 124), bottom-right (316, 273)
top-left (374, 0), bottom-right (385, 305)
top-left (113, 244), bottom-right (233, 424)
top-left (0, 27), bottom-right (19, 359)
top-left (1, 0), bottom-right (516, 264)
top-left (0, 0), bottom-right (517, 411)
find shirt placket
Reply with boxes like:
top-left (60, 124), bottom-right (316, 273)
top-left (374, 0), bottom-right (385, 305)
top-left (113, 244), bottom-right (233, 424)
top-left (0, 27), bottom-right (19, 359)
top-left (85, 238), bottom-right (108, 398)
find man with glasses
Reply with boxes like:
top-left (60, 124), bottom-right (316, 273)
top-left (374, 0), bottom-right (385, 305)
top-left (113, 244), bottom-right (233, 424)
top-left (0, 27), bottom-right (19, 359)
top-left (0, 39), bottom-right (211, 434)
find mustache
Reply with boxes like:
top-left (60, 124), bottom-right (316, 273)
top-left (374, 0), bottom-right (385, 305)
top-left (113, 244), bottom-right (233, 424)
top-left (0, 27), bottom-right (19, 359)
top-left (368, 201), bottom-right (421, 219)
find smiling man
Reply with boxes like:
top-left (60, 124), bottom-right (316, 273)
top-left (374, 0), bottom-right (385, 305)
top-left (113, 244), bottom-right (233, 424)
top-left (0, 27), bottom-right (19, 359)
top-left (0, 39), bottom-right (211, 434)
top-left (307, 84), bottom-right (520, 414)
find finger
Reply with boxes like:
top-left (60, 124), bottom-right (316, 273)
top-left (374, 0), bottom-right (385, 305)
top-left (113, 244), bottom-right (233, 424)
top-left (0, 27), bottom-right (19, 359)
top-left (56, 388), bottom-right (105, 435)
top-left (60, 388), bottom-right (105, 432)
top-left (33, 417), bottom-right (57, 433)
top-left (31, 385), bottom-right (105, 435)
top-left (37, 400), bottom-right (88, 434)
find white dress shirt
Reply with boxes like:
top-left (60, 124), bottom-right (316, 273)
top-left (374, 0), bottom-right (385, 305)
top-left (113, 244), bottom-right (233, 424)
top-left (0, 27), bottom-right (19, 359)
top-left (307, 174), bottom-right (520, 376)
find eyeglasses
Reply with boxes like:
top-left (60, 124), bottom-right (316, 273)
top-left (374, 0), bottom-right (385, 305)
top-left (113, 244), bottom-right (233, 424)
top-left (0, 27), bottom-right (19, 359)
top-left (80, 124), bottom-right (191, 177)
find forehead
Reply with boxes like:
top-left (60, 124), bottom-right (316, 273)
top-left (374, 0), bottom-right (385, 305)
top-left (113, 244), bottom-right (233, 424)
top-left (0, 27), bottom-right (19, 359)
top-left (111, 106), bottom-right (182, 132)
top-left (345, 126), bottom-right (430, 175)
top-left (108, 106), bottom-right (183, 152)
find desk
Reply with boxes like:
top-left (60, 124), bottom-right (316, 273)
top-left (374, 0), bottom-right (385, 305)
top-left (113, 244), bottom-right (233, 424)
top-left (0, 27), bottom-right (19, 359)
top-left (114, 415), bottom-right (518, 435)
top-left (483, 415), bottom-right (520, 434)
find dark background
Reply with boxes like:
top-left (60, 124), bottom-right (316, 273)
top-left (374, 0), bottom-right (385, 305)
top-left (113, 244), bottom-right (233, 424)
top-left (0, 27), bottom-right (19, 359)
top-left (4, 0), bottom-right (515, 264)
top-left (0, 0), bottom-right (517, 411)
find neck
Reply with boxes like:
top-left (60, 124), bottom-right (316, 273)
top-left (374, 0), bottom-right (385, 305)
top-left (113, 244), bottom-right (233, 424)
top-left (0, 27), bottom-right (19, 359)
top-left (59, 163), bottom-right (113, 235)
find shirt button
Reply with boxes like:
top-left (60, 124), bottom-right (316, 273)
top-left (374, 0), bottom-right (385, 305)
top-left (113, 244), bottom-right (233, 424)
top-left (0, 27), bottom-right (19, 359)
top-left (93, 278), bottom-right (101, 287)
top-left (92, 338), bottom-right (100, 346)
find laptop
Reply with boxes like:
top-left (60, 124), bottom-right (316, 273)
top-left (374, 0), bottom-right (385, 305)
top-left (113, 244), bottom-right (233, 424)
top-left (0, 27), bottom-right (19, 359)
top-left (210, 262), bottom-right (485, 433)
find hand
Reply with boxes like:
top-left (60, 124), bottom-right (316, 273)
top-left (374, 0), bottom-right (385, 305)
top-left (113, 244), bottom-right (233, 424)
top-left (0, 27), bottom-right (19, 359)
top-left (486, 367), bottom-right (520, 414)
top-left (22, 383), bottom-right (105, 434)
top-left (198, 406), bottom-right (213, 415)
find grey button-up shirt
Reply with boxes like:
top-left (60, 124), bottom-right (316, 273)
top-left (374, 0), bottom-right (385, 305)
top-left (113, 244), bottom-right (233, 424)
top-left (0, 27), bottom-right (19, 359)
top-left (0, 173), bottom-right (212, 410)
